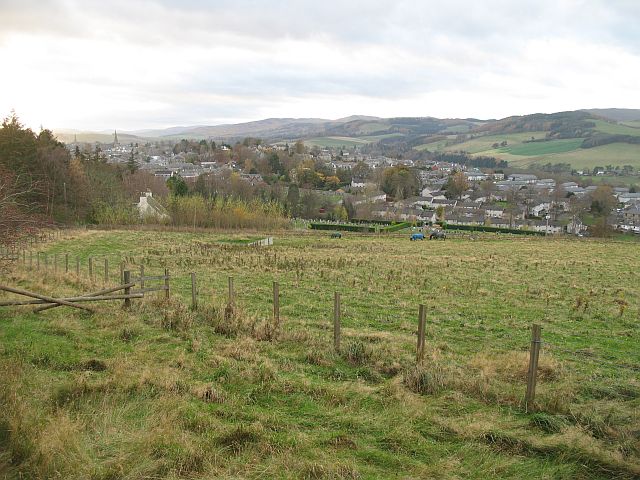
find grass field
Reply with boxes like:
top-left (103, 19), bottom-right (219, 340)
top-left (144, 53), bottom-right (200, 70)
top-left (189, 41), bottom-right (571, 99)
top-left (591, 120), bottom-right (640, 137)
top-left (304, 137), bottom-right (371, 148)
top-left (1, 230), bottom-right (639, 479)
top-left (506, 143), bottom-right (640, 169)
top-left (501, 139), bottom-right (585, 156)
top-left (436, 132), bottom-right (550, 154)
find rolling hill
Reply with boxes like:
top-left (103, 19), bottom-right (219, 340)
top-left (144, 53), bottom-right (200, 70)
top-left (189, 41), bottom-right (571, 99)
top-left (53, 108), bottom-right (640, 170)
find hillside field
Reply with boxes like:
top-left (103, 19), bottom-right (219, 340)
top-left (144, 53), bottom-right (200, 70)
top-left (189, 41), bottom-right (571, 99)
top-left (0, 230), bottom-right (639, 479)
top-left (429, 133), bottom-right (640, 170)
top-left (303, 137), bottom-right (371, 148)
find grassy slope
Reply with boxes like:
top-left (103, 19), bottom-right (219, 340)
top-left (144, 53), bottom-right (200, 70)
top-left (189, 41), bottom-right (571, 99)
top-left (438, 132), bottom-right (550, 154)
top-left (1, 230), bottom-right (639, 479)
top-left (304, 137), bottom-right (372, 148)
top-left (591, 120), bottom-right (640, 137)
top-left (429, 129), bottom-right (640, 169)
top-left (505, 143), bottom-right (640, 169)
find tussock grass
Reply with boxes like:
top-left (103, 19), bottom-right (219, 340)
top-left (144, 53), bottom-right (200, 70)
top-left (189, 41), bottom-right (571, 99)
top-left (1, 230), bottom-right (639, 478)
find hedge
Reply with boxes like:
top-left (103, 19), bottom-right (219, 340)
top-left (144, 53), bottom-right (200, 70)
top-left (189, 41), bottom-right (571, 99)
top-left (350, 218), bottom-right (394, 225)
top-left (309, 223), bottom-right (376, 233)
top-left (442, 224), bottom-right (546, 236)
top-left (380, 222), bottom-right (411, 233)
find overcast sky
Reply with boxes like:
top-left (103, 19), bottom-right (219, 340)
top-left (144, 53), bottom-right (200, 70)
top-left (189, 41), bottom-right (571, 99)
top-left (1, 0), bottom-right (639, 131)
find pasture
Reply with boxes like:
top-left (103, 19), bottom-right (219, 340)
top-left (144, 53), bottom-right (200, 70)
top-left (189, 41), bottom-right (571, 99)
top-left (303, 136), bottom-right (371, 148)
top-left (0, 230), bottom-right (639, 479)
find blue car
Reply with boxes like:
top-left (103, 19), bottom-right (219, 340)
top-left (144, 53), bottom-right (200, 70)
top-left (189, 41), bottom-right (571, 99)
top-left (410, 233), bottom-right (425, 241)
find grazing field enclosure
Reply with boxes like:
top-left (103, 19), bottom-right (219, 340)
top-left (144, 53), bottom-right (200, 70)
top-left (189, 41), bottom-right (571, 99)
top-left (0, 229), bottom-right (639, 479)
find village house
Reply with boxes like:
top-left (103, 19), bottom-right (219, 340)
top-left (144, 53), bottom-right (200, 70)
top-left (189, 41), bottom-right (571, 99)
top-left (623, 206), bottom-right (640, 225)
top-left (137, 192), bottom-right (169, 220)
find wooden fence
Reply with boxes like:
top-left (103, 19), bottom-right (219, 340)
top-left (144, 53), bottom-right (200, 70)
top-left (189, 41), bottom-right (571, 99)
top-left (4, 246), bottom-right (548, 410)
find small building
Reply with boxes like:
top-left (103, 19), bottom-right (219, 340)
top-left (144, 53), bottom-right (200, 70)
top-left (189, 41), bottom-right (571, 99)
top-left (137, 192), bottom-right (169, 220)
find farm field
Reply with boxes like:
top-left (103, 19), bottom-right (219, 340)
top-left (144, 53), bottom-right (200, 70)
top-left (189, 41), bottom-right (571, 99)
top-left (505, 143), bottom-right (640, 169)
top-left (1, 230), bottom-right (639, 479)
top-left (434, 133), bottom-right (640, 169)
top-left (303, 136), bottom-right (371, 148)
top-left (501, 138), bottom-right (585, 156)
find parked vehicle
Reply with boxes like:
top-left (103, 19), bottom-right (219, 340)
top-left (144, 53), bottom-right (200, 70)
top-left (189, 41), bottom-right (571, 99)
top-left (410, 233), bottom-right (425, 241)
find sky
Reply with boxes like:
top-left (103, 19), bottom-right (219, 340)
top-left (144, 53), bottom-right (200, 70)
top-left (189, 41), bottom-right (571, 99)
top-left (1, 0), bottom-right (639, 131)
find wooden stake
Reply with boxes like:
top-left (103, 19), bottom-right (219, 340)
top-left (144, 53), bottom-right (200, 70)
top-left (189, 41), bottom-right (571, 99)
top-left (75, 257), bottom-right (80, 277)
top-left (416, 304), bottom-right (426, 364)
top-left (164, 268), bottom-right (170, 299)
top-left (191, 272), bottom-right (197, 310)
top-left (228, 276), bottom-right (234, 305)
top-left (123, 271), bottom-right (131, 309)
top-left (525, 323), bottom-right (542, 411)
top-left (88, 257), bottom-right (93, 281)
top-left (334, 291), bottom-right (341, 351)
top-left (140, 265), bottom-right (145, 290)
top-left (65, 253), bottom-right (69, 273)
top-left (273, 281), bottom-right (280, 327)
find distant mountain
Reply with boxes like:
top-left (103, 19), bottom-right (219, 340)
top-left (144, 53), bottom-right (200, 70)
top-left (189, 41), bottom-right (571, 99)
top-left (53, 109), bottom-right (640, 147)
top-left (582, 108), bottom-right (640, 122)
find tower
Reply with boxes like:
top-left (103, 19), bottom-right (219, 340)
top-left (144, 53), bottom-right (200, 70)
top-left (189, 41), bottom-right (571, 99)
top-left (113, 130), bottom-right (119, 145)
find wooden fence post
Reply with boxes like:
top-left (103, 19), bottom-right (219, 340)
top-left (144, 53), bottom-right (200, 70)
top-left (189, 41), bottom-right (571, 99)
top-left (525, 324), bottom-right (542, 411)
top-left (75, 257), bottom-right (80, 277)
top-left (164, 268), bottom-right (170, 299)
top-left (416, 304), bottom-right (426, 364)
top-left (88, 257), bottom-right (93, 282)
top-left (273, 281), bottom-right (280, 327)
top-left (228, 276), bottom-right (234, 305)
top-left (65, 253), bottom-right (69, 273)
top-left (334, 291), bottom-right (341, 351)
top-left (191, 272), bottom-right (197, 310)
top-left (104, 258), bottom-right (109, 284)
top-left (140, 265), bottom-right (145, 290)
top-left (123, 271), bottom-right (131, 309)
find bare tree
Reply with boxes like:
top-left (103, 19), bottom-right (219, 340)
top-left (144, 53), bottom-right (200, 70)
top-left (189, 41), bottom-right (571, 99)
top-left (0, 168), bottom-right (45, 247)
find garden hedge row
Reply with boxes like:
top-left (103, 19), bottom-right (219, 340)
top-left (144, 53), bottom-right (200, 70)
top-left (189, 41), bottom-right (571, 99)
top-left (309, 223), bottom-right (376, 232)
top-left (442, 224), bottom-right (546, 236)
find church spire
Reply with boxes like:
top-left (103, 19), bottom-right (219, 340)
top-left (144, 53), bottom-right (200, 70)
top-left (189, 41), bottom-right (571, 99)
top-left (113, 130), bottom-right (119, 145)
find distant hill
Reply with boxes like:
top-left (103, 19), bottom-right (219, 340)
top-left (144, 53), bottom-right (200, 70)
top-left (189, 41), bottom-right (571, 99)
top-left (582, 108), bottom-right (640, 122)
top-left (53, 108), bottom-right (640, 170)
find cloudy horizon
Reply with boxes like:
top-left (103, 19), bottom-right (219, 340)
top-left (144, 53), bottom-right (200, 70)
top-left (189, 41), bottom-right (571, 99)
top-left (1, 0), bottom-right (639, 131)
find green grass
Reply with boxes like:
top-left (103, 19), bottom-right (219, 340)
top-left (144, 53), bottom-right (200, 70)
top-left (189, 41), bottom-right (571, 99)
top-left (304, 136), bottom-right (371, 148)
top-left (592, 120), bottom-right (640, 137)
top-left (1, 229), bottom-right (639, 478)
top-left (423, 126), bottom-right (640, 169)
top-left (439, 131), bottom-right (550, 154)
top-left (506, 143), bottom-right (640, 169)
top-left (500, 139), bottom-right (585, 156)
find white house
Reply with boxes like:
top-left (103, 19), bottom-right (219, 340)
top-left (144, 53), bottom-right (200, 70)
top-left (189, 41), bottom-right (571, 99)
top-left (137, 192), bottom-right (169, 220)
top-left (531, 203), bottom-right (551, 217)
